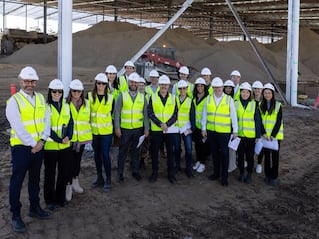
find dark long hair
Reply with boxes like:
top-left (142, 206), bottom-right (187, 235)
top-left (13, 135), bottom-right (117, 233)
top-left (223, 86), bottom-right (234, 98)
top-left (66, 89), bottom-right (86, 108)
top-left (92, 81), bottom-right (108, 104)
top-left (47, 88), bottom-right (63, 104)
top-left (193, 84), bottom-right (209, 101)
top-left (260, 89), bottom-right (276, 114)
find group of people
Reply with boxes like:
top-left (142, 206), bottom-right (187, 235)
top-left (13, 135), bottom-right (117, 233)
top-left (6, 62), bottom-right (284, 233)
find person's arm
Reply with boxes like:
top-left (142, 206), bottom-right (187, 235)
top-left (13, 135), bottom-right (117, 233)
top-left (229, 98), bottom-right (238, 134)
top-left (143, 95), bottom-right (150, 134)
top-left (147, 97), bottom-right (163, 127)
top-left (66, 113), bottom-right (74, 140)
top-left (190, 100), bottom-right (196, 132)
top-left (41, 105), bottom-right (51, 141)
top-left (172, 84), bottom-right (177, 95)
top-left (254, 102), bottom-right (262, 139)
top-left (113, 92), bottom-right (123, 130)
top-left (271, 104), bottom-right (282, 138)
top-left (166, 104), bottom-right (178, 127)
top-left (201, 101), bottom-right (207, 131)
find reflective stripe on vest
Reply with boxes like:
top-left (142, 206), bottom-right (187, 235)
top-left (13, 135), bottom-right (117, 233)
top-left (174, 82), bottom-right (194, 98)
top-left (193, 97), bottom-right (207, 129)
top-left (260, 101), bottom-right (284, 140)
top-left (88, 92), bottom-right (113, 135)
top-left (176, 96), bottom-right (191, 128)
top-left (151, 93), bottom-right (176, 131)
top-left (45, 100), bottom-right (71, 150)
top-left (206, 94), bottom-right (231, 133)
top-left (235, 100), bottom-right (256, 138)
top-left (70, 99), bottom-right (93, 143)
top-left (120, 91), bottom-right (144, 129)
top-left (119, 75), bottom-right (128, 92)
top-left (10, 92), bottom-right (46, 146)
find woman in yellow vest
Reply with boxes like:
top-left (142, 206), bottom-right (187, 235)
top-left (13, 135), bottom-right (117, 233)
top-left (66, 79), bottom-right (92, 195)
top-left (44, 79), bottom-right (74, 210)
top-left (172, 66), bottom-right (194, 98)
top-left (201, 67), bottom-right (213, 95)
top-left (88, 73), bottom-right (114, 192)
top-left (192, 77), bottom-right (210, 174)
top-left (235, 82), bottom-right (261, 184)
top-left (259, 83), bottom-right (284, 186)
top-left (105, 65), bottom-right (120, 102)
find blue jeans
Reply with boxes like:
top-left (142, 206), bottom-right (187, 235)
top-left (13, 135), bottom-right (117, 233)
top-left (92, 134), bottom-right (113, 181)
top-left (9, 145), bottom-right (44, 218)
top-left (174, 133), bottom-right (193, 171)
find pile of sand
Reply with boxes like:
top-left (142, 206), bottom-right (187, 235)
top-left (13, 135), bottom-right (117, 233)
top-left (2, 21), bottom-right (319, 85)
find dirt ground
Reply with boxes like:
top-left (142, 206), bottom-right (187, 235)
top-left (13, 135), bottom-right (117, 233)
top-left (1, 64), bottom-right (319, 239)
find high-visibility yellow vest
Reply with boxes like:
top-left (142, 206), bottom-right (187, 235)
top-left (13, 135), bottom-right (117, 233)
top-left (88, 92), bottom-right (113, 135)
top-left (120, 91), bottom-right (144, 129)
top-left (145, 85), bottom-right (159, 98)
top-left (206, 94), bottom-right (232, 133)
top-left (176, 96), bottom-right (192, 128)
top-left (70, 99), bottom-right (92, 143)
top-left (208, 86), bottom-right (213, 95)
top-left (234, 88), bottom-right (240, 101)
top-left (45, 100), bottom-right (71, 150)
top-left (9, 92), bottom-right (46, 146)
top-left (235, 100), bottom-right (256, 138)
top-left (119, 75), bottom-right (128, 92)
top-left (108, 87), bottom-right (120, 103)
top-left (150, 93), bottom-right (176, 131)
top-left (193, 97), bottom-right (207, 129)
top-left (260, 101), bottom-right (284, 140)
top-left (174, 82), bottom-right (194, 98)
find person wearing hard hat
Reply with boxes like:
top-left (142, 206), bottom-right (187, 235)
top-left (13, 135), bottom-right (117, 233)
top-left (202, 77), bottom-right (238, 186)
top-left (118, 60), bottom-right (135, 93)
top-left (172, 66), bottom-right (194, 98)
top-left (230, 70), bottom-right (241, 100)
top-left (174, 80), bottom-right (196, 178)
top-left (223, 80), bottom-right (235, 98)
top-left (192, 77), bottom-right (210, 174)
top-left (148, 74), bottom-right (178, 183)
top-left (137, 77), bottom-right (146, 94)
top-left (259, 83), bottom-right (284, 186)
top-left (105, 65), bottom-right (120, 102)
top-left (252, 80), bottom-right (264, 174)
top-left (235, 82), bottom-right (261, 184)
top-left (114, 72), bottom-right (149, 182)
top-left (201, 67), bottom-right (213, 95)
top-left (145, 69), bottom-right (160, 99)
top-left (66, 79), bottom-right (92, 195)
top-left (88, 73), bottom-right (114, 192)
top-left (6, 66), bottom-right (51, 232)
top-left (43, 79), bottom-right (74, 207)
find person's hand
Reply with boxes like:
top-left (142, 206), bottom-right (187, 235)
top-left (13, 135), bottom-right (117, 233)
top-left (263, 134), bottom-right (269, 140)
top-left (201, 130), bottom-right (207, 138)
top-left (62, 136), bottom-right (69, 144)
top-left (232, 132), bottom-right (238, 139)
top-left (115, 128), bottom-right (122, 138)
top-left (144, 131), bottom-right (149, 138)
top-left (187, 129), bottom-right (192, 134)
top-left (31, 141), bottom-right (44, 154)
top-left (161, 123), bottom-right (168, 133)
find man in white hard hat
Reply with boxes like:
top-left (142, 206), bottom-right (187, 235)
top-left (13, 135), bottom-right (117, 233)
top-left (230, 70), bottom-right (241, 100)
top-left (6, 66), bottom-right (51, 233)
top-left (145, 69), bottom-right (160, 98)
top-left (172, 66), bottom-right (194, 97)
top-left (148, 74), bottom-right (178, 183)
top-left (114, 72), bottom-right (149, 182)
top-left (118, 60), bottom-right (135, 93)
top-left (201, 77), bottom-right (238, 186)
top-left (201, 67), bottom-right (213, 94)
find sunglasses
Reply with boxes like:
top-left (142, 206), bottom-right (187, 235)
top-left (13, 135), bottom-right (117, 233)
top-left (71, 90), bottom-right (82, 93)
top-left (96, 82), bottom-right (107, 85)
top-left (51, 90), bottom-right (63, 94)
top-left (179, 87), bottom-right (187, 90)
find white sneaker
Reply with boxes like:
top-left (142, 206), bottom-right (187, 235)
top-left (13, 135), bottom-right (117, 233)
top-left (256, 164), bottom-right (262, 174)
top-left (193, 161), bottom-right (200, 170)
top-left (72, 178), bottom-right (84, 193)
top-left (196, 163), bottom-right (205, 173)
top-left (65, 184), bottom-right (73, 202)
top-left (244, 160), bottom-right (248, 168)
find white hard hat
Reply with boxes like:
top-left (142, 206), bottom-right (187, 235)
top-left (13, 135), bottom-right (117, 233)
top-left (124, 60), bottom-right (135, 68)
top-left (138, 77), bottom-right (146, 84)
top-left (239, 82), bottom-right (252, 91)
top-left (18, 66), bottom-right (39, 81)
top-left (49, 79), bottom-right (64, 90)
top-left (70, 79), bottom-right (84, 91)
top-left (263, 83), bottom-right (275, 91)
top-left (230, 70), bottom-right (241, 77)
top-left (211, 77), bottom-right (224, 87)
top-left (95, 73), bottom-right (108, 83)
top-left (105, 65), bottom-right (117, 74)
top-left (149, 69), bottom-right (159, 78)
top-left (194, 77), bottom-right (206, 85)
top-left (158, 75), bottom-right (171, 84)
top-left (252, 81), bottom-right (263, 89)
top-left (179, 66), bottom-right (189, 75)
top-left (177, 80), bottom-right (188, 88)
top-left (128, 72), bottom-right (140, 82)
top-left (224, 79), bottom-right (235, 87)
top-left (201, 67), bottom-right (212, 76)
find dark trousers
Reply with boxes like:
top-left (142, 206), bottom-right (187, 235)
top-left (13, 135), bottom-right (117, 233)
top-left (71, 144), bottom-right (85, 178)
top-left (9, 145), bottom-right (44, 218)
top-left (44, 147), bottom-right (72, 206)
top-left (193, 128), bottom-right (210, 164)
top-left (150, 131), bottom-right (177, 176)
top-left (92, 134), bottom-right (113, 182)
top-left (117, 127), bottom-right (144, 175)
top-left (174, 133), bottom-right (193, 171)
top-left (264, 141), bottom-right (281, 179)
top-left (257, 149), bottom-right (264, 164)
top-left (208, 130), bottom-right (230, 182)
top-left (238, 137), bottom-right (255, 174)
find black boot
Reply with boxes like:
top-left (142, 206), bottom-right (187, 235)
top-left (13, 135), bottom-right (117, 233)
top-left (238, 173), bottom-right (245, 182)
top-left (148, 171), bottom-right (158, 183)
top-left (92, 174), bottom-right (104, 188)
top-left (244, 173), bottom-right (252, 184)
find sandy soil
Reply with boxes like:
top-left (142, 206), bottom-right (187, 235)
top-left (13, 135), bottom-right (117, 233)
top-left (0, 64), bottom-right (319, 238)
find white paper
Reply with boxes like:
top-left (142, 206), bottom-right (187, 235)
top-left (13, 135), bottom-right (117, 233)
top-left (262, 138), bottom-right (279, 151)
top-left (254, 139), bottom-right (263, 155)
top-left (164, 125), bottom-right (179, 134)
top-left (228, 135), bottom-right (241, 151)
top-left (202, 136), bottom-right (207, 143)
top-left (136, 135), bottom-right (145, 148)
